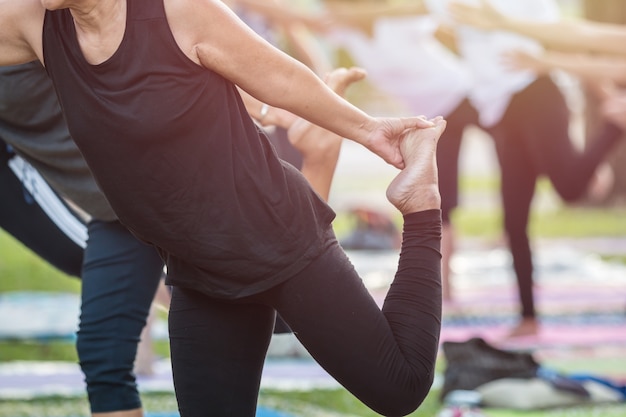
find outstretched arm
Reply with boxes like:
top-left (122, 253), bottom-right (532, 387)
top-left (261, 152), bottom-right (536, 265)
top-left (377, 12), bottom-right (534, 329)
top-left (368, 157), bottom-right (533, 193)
top-left (224, 0), bottom-right (325, 30)
top-left (323, 0), bottom-right (428, 34)
top-left (503, 48), bottom-right (626, 84)
top-left (449, 0), bottom-right (626, 56)
top-left (168, 0), bottom-right (434, 169)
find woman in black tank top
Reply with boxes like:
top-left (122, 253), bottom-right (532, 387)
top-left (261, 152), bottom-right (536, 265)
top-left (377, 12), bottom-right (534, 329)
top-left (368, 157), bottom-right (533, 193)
top-left (1, 0), bottom-right (446, 415)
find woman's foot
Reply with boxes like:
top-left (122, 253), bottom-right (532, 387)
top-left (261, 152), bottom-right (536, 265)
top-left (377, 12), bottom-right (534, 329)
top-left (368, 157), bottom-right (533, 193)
top-left (506, 317), bottom-right (539, 338)
top-left (287, 67), bottom-right (366, 154)
top-left (324, 66), bottom-right (367, 97)
top-left (386, 118), bottom-right (447, 214)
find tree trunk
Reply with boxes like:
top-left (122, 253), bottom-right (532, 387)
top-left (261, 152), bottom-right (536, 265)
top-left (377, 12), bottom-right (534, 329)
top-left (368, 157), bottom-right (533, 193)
top-left (582, 0), bottom-right (626, 201)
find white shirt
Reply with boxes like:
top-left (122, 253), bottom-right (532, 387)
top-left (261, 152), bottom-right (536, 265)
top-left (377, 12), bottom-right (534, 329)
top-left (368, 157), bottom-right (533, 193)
top-left (425, 0), bottom-right (561, 127)
top-left (328, 15), bottom-right (472, 118)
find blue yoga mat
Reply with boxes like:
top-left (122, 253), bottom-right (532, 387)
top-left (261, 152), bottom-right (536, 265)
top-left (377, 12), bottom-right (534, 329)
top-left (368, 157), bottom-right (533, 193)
top-left (146, 409), bottom-right (293, 417)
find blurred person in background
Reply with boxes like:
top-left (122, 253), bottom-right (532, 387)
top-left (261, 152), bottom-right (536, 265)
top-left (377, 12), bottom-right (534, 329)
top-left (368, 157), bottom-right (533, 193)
top-left (442, 0), bottom-right (625, 337)
top-left (450, 0), bottom-right (626, 130)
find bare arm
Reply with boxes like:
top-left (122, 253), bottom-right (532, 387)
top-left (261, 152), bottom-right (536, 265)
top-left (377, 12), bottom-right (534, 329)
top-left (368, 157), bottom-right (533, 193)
top-left (279, 23), bottom-right (332, 75)
top-left (323, 0), bottom-right (428, 34)
top-left (449, 0), bottom-right (626, 56)
top-left (0, 0), bottom-right (44, 66)
top-left (167, 0), bottom-right (434, 168)
top-left (230, 0), bottom-right (332, 74)
top-left (504, 49), bottom-right (626, 84)
top-left (225, 0), bottom-right (328, 32)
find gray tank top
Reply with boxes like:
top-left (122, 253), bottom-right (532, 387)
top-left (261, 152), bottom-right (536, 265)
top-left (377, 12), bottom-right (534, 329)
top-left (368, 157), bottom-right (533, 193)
top-left (0, 61), bottom-right (117, 221)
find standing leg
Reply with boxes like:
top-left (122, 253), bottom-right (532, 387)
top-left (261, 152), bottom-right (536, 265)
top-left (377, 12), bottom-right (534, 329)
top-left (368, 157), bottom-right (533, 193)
top-left (489, 112), bottom-right (541, 338)
top-left (77, 220), bottom-right (164, 416)
top-left (168, 288), bottom-right (275, 416)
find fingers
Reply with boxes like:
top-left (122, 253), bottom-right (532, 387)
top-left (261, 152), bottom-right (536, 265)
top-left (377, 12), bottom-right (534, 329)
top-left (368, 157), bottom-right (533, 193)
top-left (401, 116), bottom-right (436, 130)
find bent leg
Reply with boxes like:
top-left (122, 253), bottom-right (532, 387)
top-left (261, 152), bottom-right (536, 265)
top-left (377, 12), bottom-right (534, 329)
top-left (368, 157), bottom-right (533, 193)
top-left (508, 77), bottom-right (622, 202)
top-left (257, 121), bottom-right (445, 416)
top-left (77, 220), bottom-right (164, 414)
top-left (286, 67), bottom-right (367, 201)
top-left (436, 99), bottom-right (479, 300)
top-left (169, 121), bottom-right (444, 417)
top-left (0, 146), bottom-right (84, 277)
top-left (259, 216), bottom-right (441, 416)
top-left (437, 99), bottom-right (479, 224)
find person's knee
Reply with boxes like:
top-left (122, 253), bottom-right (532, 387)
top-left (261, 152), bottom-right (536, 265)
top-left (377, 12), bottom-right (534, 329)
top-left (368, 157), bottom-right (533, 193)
top-left (366, 384), bottom-right (431, 417)
top-left (557, 186), bottom-right (585, 203)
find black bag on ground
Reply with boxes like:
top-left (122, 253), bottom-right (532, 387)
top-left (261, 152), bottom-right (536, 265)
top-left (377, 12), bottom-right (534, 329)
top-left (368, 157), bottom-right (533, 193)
top-left (440, 337), bottom-right (540, 401)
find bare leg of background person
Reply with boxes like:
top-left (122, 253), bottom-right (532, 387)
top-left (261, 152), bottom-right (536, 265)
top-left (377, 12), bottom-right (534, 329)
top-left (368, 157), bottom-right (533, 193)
top-left (135, 278), bottom-right (171, 376)
top-left (287, 67), bottom-right (366, 201)
top-left (441, 222), bottom-right (454, 302)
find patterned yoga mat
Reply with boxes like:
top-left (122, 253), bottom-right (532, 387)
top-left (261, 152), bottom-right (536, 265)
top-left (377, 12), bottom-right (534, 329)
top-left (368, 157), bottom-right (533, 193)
top-left (0, 240), bottom-right (625, 399)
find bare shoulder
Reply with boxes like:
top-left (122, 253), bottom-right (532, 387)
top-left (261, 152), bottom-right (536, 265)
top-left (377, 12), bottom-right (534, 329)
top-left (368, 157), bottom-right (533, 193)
top-left (0, 0), bottom-right (45, 65)
top-left (163, 0), bottom-right (244, 65)
top-left (163, 0), bottom-right (236, 38)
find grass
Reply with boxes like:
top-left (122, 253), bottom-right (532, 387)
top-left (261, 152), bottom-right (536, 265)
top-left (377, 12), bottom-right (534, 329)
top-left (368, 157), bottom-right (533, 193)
top-left (333, 176), bottom-right (626, 241)
top-left (1, 386), bottom-right (625, 417)
top-left (1, 174), bottom-right (625, 416)
top-left (0, 388), bottom-right (443, 417)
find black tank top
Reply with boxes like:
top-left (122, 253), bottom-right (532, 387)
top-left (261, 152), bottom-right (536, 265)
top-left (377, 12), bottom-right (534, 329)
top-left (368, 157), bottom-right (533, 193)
top-left (42, 0), bottom-right (335, 298)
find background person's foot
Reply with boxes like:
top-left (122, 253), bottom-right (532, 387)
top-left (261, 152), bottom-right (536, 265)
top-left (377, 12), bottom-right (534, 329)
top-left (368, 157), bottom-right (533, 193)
top-left (506, 317), bottom-right (539, 338)
top-left (324, 66), bottom-right (367, 96)
top-left (287, 67), bottom-right (366, 153)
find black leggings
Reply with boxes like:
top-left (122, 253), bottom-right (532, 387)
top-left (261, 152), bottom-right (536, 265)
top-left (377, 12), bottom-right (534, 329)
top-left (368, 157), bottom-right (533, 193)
top-left (436, 99), bottom-right (480, 224)
top-left (169, 210), bottom-right (442, 417)
top-left (0, 143), bottom-right (84, 275)
top-left (489, 76), bottom-right (623, 319)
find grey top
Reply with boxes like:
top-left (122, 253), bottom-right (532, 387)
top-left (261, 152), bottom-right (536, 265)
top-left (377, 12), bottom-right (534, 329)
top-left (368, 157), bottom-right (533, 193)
top-left (0, 61), bottom-right (117, 221)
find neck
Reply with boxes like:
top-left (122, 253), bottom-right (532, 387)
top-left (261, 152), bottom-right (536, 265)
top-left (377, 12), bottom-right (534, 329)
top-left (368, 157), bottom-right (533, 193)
top-left (67, 0), bottom-right (127, 65)
top-left (70, 0), bottom-right (124, 35)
